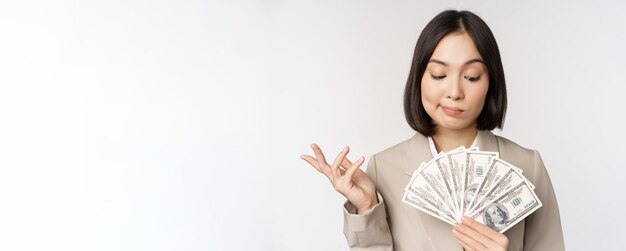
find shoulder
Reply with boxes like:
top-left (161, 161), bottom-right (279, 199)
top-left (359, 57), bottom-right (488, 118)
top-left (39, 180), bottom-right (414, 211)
top-left (495, 134), bottom-right (536, 159)
top-left (365, 135), bottom-right (419, 191)
top-left (370, 132), bottom-right (429, 165)
top-left (493, 134), bottom-right (542, 179)
top-left (366, 135), bottom-right (417, 175)
top-left (373, 137), bottom-right (413, 159)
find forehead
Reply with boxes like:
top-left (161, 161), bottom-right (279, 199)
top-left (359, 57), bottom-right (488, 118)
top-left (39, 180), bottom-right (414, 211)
top-left (429, 32), bottom-right (482, 66)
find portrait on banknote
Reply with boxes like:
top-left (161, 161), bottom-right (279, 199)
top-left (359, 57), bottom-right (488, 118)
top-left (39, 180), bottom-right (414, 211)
top-left (483, 203), bottom-right (509, 232)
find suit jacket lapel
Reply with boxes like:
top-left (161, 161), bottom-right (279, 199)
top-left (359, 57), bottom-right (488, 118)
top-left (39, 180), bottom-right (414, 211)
top-left (403, 133), bottom-right (432, 176)
top-left (400, 133), bottom-right (458, 250)
top-left (477, 130), bottom-right (500, 153)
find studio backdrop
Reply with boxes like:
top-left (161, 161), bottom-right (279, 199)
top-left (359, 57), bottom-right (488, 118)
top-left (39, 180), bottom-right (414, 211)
top-left (0, 1), bottom-right (624, 250)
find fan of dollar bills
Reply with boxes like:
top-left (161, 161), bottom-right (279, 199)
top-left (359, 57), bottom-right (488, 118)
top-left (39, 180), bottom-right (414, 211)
top-left (402, 147), bottom-right (542, 233)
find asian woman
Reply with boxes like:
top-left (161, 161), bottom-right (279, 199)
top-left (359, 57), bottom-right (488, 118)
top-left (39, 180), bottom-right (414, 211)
top-left (301, 10), bottom-right (564, 251)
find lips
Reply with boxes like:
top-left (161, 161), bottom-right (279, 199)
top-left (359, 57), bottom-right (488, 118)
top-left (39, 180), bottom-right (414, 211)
top-left (441, 105), bottom-right (463, 116)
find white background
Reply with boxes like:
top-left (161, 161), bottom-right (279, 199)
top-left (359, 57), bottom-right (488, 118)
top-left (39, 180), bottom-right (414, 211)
top-left (1, 0), bottom-right (625, 250)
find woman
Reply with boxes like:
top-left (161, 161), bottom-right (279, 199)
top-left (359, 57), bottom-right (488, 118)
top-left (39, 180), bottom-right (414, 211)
top-left (301, 10), bottom-right (564, 251)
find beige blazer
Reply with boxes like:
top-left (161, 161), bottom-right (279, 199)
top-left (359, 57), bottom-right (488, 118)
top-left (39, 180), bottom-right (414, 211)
top-left (343, 130), bottom-right (564, 251)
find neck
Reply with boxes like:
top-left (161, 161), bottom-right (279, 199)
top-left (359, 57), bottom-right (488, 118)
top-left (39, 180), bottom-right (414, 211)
top-left (431, 125), bottom-right (478, 152)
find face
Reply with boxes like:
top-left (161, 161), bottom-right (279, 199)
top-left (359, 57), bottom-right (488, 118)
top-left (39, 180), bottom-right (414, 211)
top-left (421, 32), bottom-right (489, 132)
top-left (465, 187), bottom-right (476, 203)
top-left (487, 206), bottom-right (505, 223)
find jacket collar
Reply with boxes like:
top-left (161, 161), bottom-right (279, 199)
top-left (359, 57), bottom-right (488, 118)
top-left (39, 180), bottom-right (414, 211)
top-left (403, 130), bottom-right (499, 176)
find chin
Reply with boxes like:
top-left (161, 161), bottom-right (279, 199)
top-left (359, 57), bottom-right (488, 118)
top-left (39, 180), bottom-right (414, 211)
top-left (440, 124), bottom-right (474, 131)
top-left (436, 118), bottom-right (475, 131)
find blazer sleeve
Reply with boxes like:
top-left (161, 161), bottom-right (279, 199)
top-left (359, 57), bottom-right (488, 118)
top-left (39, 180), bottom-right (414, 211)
top-left (342, 155), bottom-right (394, 251)
top-left (523, 150), bottom-right (565, 250)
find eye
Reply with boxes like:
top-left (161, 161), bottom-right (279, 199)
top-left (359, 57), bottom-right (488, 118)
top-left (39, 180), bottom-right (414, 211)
top-left (431, 74), bottom-right (446, 80)
top-left (464, 76), bottom-right (481, 82)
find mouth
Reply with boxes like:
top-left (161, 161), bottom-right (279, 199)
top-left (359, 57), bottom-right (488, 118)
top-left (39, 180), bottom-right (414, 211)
top-left (441, 105), bottom-right (464, 116)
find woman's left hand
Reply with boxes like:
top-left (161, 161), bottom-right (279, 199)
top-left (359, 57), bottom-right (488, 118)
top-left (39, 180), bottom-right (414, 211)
top-left (452, 216), bottom-right (509, 251)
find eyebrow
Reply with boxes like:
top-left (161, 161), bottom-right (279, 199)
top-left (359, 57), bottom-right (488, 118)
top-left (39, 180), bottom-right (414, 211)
top-left (428, 58), bottom-right (484, 66)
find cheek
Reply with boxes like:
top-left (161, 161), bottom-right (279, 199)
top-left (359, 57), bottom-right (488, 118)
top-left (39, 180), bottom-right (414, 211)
top-left (420, 80), bottom-right (441, 108)
top-left (468, 83), bottom-right (489, 111)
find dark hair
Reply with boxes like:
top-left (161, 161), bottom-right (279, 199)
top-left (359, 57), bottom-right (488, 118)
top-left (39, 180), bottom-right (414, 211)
top-left (404, 10), bottom-right (507, 136)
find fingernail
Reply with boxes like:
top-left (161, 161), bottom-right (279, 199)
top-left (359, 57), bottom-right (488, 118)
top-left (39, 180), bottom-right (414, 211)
top-left (453, 223), bottom-right (461, 231)
top-left (452, 229), bottom-right (459, 236)
top-left (461, 216), bottom-right (470, 223)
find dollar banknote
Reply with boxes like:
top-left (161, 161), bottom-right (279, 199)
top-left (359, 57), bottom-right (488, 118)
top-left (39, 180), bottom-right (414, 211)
top-left (462, 151), bottom-right (498, 217)
top-left (466, 158), bottom-right (535, 214)
top-left (446, 146), bottom-right (477, 218)
top-left (402, 189), bottom-right (455, 224)
top-left (418, 157), bottom-right (459, 216)
top-left (469, 181), bottom-right (542, 233)
top-left (406, 167), bottom-right (456, 220)
top-left (402, 148), bottom-right (541, 233)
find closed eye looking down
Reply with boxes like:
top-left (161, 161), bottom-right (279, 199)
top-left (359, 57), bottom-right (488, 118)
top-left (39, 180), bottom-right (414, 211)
top-left (430, 75), bottom-right (482, 81)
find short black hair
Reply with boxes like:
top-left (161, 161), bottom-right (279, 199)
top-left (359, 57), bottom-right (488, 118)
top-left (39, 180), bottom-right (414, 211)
top-left (404, 10), bottom-right (507, 136)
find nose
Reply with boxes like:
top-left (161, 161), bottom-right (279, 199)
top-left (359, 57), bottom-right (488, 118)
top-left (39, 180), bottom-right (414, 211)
top-left (446, 77), bottom-right (464, 101)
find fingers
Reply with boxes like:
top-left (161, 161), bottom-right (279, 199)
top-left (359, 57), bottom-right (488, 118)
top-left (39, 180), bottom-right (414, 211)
top-left (300, 155), bottom-right (322, 173)
top-left (453, 223), bottom-right (488, 250)
top-left (461, 216), bottom-right (509, 247)
top-left (329, 146), bottom-right (350, 179)
top-left (302, 144), bottom-right (363, 181)
top-left (340, 157), bottom-right (353, 174)
top-left (302, 143), bottom-right (332, 179)
top-left (453, 233), bottom-right (475, 251)
top-left (310, 143), bottom-right (329, 167)
top-left (452, 216), bottom-right (509, 251)
top-left (345, 156), bottom-right (365, 179)
top-left (341, 157), bottom-right (353, 170)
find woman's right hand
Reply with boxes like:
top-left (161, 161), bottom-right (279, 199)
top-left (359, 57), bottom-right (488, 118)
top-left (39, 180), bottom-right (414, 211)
top-left (301, 144), bottom-right (378, 214)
